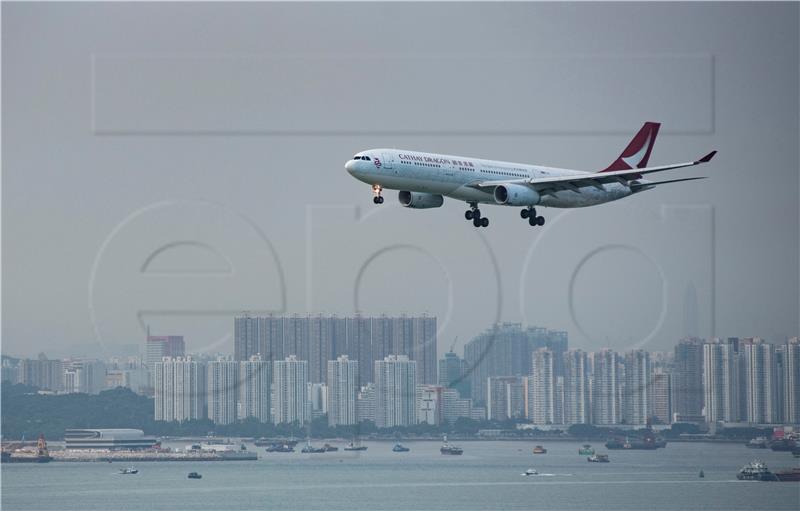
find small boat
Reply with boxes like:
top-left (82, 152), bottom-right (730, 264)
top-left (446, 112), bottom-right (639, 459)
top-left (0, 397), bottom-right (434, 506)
top-left (264, 443), bottom-right (294, 453)
top-left (187, 472), bottom-right (202, 479)
top-left (578, 444), bottom-right (595, 455)
top-left (301, 441), bottom-right (326, 454)
top-left (746, 437), bottom-right (769, 449)
top-left (392, 443), bottom-right (410, 452)
top-left (323, 443), bottom-right (338, 452)
top-left (440, 435), bottom-right (463, 455)
top-left (769, 438), bottom-right (798, 452)
top-left (699, 470), bottom-right (704, 478)
top-left (343, 441), bottom-right (368, 452)
top-left (737, 461), bottom-right (778, 481)
top-left (522, 468), bottom-right (538, 476)
top-left (588, 454), bottom-right (609, 463)
top-left (532, 445), bottom-right (547, 454)
top-left (119, 467), bottom-right (138, 475)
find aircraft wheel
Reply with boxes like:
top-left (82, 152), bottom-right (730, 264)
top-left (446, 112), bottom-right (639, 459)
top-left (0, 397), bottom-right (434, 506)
top-left (377, 196), bottom-right (384, 204)
top-left (537, 216), bottom-right (545, 226)
top-left (529, 217), bottom-right (537, 226)
top-left (473, 218), bottom-right (481, 228)
top-left (481, 217), bottom-right (489, 227)
top-left (520, 209), bottom-right (529, 219)
top-left (373, 197), bottom-right (380, 204)
top-left (473, 209), bottom-right (481, 219)
top-left (465, 210), bottom-right (473, 220)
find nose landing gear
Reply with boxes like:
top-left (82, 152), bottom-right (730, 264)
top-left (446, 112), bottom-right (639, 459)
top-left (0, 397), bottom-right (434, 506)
top-left (465, 203), bottom-right (489, 228)
top-left (372, 185), bottom-right (384, 204)
top-left (521, 207), bottom-right (545, 226)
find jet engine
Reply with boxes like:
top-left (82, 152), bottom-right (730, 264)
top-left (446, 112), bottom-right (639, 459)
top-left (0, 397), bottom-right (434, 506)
top-left (493, 184), bottom-right (540, 206)
top-left (398, 191), bottom-right (444, 209)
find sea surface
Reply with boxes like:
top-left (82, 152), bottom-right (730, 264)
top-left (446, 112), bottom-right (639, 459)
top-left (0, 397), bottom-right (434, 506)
top-left (2, 440), bottom-right (798, 510)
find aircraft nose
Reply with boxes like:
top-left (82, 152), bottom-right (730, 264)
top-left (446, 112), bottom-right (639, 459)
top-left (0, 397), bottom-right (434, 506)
top-left (345, 159), bottom-right (356, 173)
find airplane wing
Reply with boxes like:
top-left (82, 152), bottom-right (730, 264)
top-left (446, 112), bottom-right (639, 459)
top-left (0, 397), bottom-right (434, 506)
top-left (473, 151), bottom-right (716, 196)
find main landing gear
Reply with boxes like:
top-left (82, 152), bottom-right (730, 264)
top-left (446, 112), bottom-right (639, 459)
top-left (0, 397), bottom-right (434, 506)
top-left (465, 203), bottom-right (489, 228)
top-left (521, 207), bottom-right (545, 227)
top-left (372, 185), bottom-right (384, 204)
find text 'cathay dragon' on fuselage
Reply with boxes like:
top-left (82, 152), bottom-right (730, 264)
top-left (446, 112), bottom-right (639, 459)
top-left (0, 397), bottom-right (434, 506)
top-left (344, 122), bottom-right (716, 228)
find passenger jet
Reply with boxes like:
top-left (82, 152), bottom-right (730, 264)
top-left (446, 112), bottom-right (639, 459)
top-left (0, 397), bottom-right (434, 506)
top-left (344, 122), bottom-right (715, 227)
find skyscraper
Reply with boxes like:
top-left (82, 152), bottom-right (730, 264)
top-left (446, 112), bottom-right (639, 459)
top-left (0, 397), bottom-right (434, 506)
top-left (703, 340), bottom-right (738, 423)
top-left (145, 335), bottom-right (185, 369)
top-left (591, 350), bottom-right (620, 425)
top-left (649, 368), bottom-right (672, 424)
top-left (623, 350), bottom-right (650, 426)
top-left (356, 383), bottom-right (376, 424)
top-left (528, 349), bottom-right (555, 425)
top-left (563, 350), bottom-right (590, 425)
top-left (438, 351), bottom-right (469, 398)
top-left (374, 355), bottom-right (417, 427)
top-left (234, 315), bottom-right (267, 361)
top-left (672, 337), bottom-right (704, 418)
top-left (154, 357), bottom-right (205, 422)
top-left (240, 355), bottom-right (272, 423)
top-left (273, 355), bottom-right (310, 425)
top-left (417, 384), bottom-right (445, 425)
top-left (742, 338), bottom-right (776, 423)
top-left (207, 358), bottom-right (239, 425)
top-left (487, 376), bottom-right (526, 421)
top-left (327, 355), bottom-right (358, 426)
top-left (18, 355), bottom-right (63, 392)
top-left (785, 338), bottom-right (800, 424)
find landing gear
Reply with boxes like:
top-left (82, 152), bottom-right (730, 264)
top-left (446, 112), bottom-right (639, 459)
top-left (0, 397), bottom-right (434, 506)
top-left (465, 203), bottom-right (488, 228)
top-left (522, 207), bottom-right (544, 226)
top-left (372, 185), bottom-right (384, 204)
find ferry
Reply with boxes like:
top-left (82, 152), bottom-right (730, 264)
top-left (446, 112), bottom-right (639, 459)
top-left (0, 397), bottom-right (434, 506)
top-left (392, 444), bottom-right (410, 452)
top-left (736, 461), bottom-right (778, 481)
top-left (343, 441), bottom-right (368, 452)
top-left (119, 467), bottom-right (138, 475)
top-left (587, 454), bottom-right (610, 463)
top-left (578, 444), bottom-right (595, 455)
top-left (532, 445), bottom-right (547, 454)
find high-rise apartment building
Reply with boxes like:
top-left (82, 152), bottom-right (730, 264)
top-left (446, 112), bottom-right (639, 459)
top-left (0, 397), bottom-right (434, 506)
top-left (154, 357), bottom-right (205, 422)
top-left (703, 340), bottom-right (738, 422)
top-left (438, 351), bottom-right (470, 398)
top-left (327, 355), bottom-right (358, 426)
top-left (650, 368), bottom-right (672, 424)
top-left (563, 350), bottom-right (590, 425)
top-left (374, 355), bottom-right (417, 427)
top-left (487, 376), bottom-right (526, 421)
top-left (207, 358), bottom-right (239, 425)
top-left (18, 355), bottom-right (63, 391)
top-left (528, 349), bottom-right (555, 425)
top-left (623, 350), bottom-right (650, 426)
top-left (672, 337), bottom-right (704, 417)
top-left (145, 335), bottom-right (185, 369)
top-left (239, 355), bottom-right (272, 423)
top-left (273, 355), bottom-right (310, 425)
top-left (591, 350), bottom-right (620, 425)
top-left (742, 338), bottom-right (777, 423)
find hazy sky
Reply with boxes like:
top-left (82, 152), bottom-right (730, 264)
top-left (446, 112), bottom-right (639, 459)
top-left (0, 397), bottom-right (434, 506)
top-left (3, 2), bottom-right (798, 359)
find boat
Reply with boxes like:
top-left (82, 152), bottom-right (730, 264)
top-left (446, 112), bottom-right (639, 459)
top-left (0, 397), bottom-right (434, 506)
top-left (522, 468), bottom-right (538, 476)
top-left (301, 440), bottom-right (326, 454)
top-left (343, 441), bottom-right (368, 452)
top-left (255, 438), bottom-right (298, 447)
top-left (578, 444), bottom-right (595, 455)
top-left (587, 454), bottom-right (610, 463)
top-left (746, 437), bottom-right (769, 449)
top-left (699, 470), bottom-right (704, 478)
top-left (392, 443), bottom-right (410, 452)
top-left (187, 472), bottom-right (202, 479)
top-left (532, 445), bottom-right (547, 454)
top-left (440, 435), bottom-right (463, 455)
top-left (736, 461), bottom-right (778, 481)
top-left (119, 467), bottom-right (139, 475)
top-left (6, 434), bottom-right (53, 463)
top-left (769, 438), bottom-right (798, 452)
top-left (605, 436), bottom-right (658, 450)
top-left (264, 443), bottom-right (295, 453)
top-left (774, 468), bottom-right (800, 482)
top-left (323, 443), bottom-right (338, 452)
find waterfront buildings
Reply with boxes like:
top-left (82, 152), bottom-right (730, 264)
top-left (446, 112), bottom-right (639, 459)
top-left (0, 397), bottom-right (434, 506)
top-left (438, 351), bottom-right (470, 398)
top-left (273, 355), bottom-right (310, 425)
top-left (64, 429), bottom-right (158, 450)
top-left (239, 355), bottom-right (272, 423)
top-left (786, 338), bottom-right (800, 424)
top-left (562, 350), bottom-right (590, 424)
top-left (417, 384), bottom-right (445, 426)
top-left (374, 355), bottom-right (417, 427)
top-left (207, 358), bottom-right (239, 425)
top-left (649, 368), bottom-right (672, 424)
top-left (622, 350), bottom-right (650, 426)
top-left (673, 337), bottom-right (704, 418)
top-left (18, 355), bottom-right (63, 392)
top-left (590, 350), bottom-right (620, 425)
top-left (327, 355), bottom-right (358, 426)
top-left (487, 376), bottom-right (526, 421)
top-left (145, 335), bottom-right (185, 370)
top-left (742, 338), bottom-right (777, 424)
top-left (527, 349), bottom-right (556, 425)
top-left (153, 357), bottom-right (205, 422)
top-left (703, 340), bottom-right (738, 422)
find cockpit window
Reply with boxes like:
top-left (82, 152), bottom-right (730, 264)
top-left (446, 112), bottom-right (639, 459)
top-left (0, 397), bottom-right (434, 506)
top-left (353, 156), bottom-right (362, 160)
top-left (362, 156), bottom-right (371, 161)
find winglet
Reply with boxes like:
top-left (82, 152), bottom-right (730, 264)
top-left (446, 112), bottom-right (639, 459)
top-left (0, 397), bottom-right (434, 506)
top-left (696, 150), bottom-right (717, 163)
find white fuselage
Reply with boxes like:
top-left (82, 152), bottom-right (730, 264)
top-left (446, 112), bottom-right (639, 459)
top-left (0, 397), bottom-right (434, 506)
top-left (345, 148), bottom-right (637, 208)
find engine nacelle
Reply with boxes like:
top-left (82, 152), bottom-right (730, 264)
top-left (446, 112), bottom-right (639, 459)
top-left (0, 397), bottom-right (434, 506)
top-left (493, 184), bottom-right (540, 206)
top-left (398, 191), bottom-right (444, 209)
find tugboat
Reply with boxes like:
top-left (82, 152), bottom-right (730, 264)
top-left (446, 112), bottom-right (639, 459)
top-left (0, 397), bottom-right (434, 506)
top-left (119, 467), bottom-right (139, 475)
top-left (440, 435), bottom-right (463, 455)
top-left (301, 440), bottom-right (326, 454)
top-left (532, 445), bottom-right (547, 454)
top-left (736, 461), bottom-right (778, 481)
top-left (323, 443), bottom-right (338, 452)
top-left (522, 468), bottom-right (538, 476)
top-left (746, 437), bottom-right (769, 449)
top-left (265, 443), bottom-right (295, 453)
top-left (188, 472), bottom-right (202, 479)
top-left (587, 454), bottom-right (610, 463)
top-left (578, 444), bottom-right (595, 455)
top-left (343, 440), bottom-right (368, 451)
top-left (392, 443), bottom-right (410, 453)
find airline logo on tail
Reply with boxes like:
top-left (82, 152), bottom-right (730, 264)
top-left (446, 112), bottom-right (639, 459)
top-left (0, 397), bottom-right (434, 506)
top-left (601, 121), bottom-right (661, 172)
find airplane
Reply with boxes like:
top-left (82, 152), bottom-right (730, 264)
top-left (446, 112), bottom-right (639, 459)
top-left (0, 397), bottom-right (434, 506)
top-left (344, 122), bottom-right (716, 228)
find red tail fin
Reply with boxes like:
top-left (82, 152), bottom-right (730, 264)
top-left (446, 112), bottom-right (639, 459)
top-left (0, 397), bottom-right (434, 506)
top-left (600, 122), bottom-right (661, 172)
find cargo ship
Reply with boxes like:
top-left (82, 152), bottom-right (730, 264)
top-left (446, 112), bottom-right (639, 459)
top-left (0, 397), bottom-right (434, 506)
top-left (440, 436), bottom-right (463, 455)
top-left (774, 468), bottom-right (800, 482)
top-left (769, 438), bottom-right (798, 452)
top-left (3, 434), bottom-right (53, 463)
